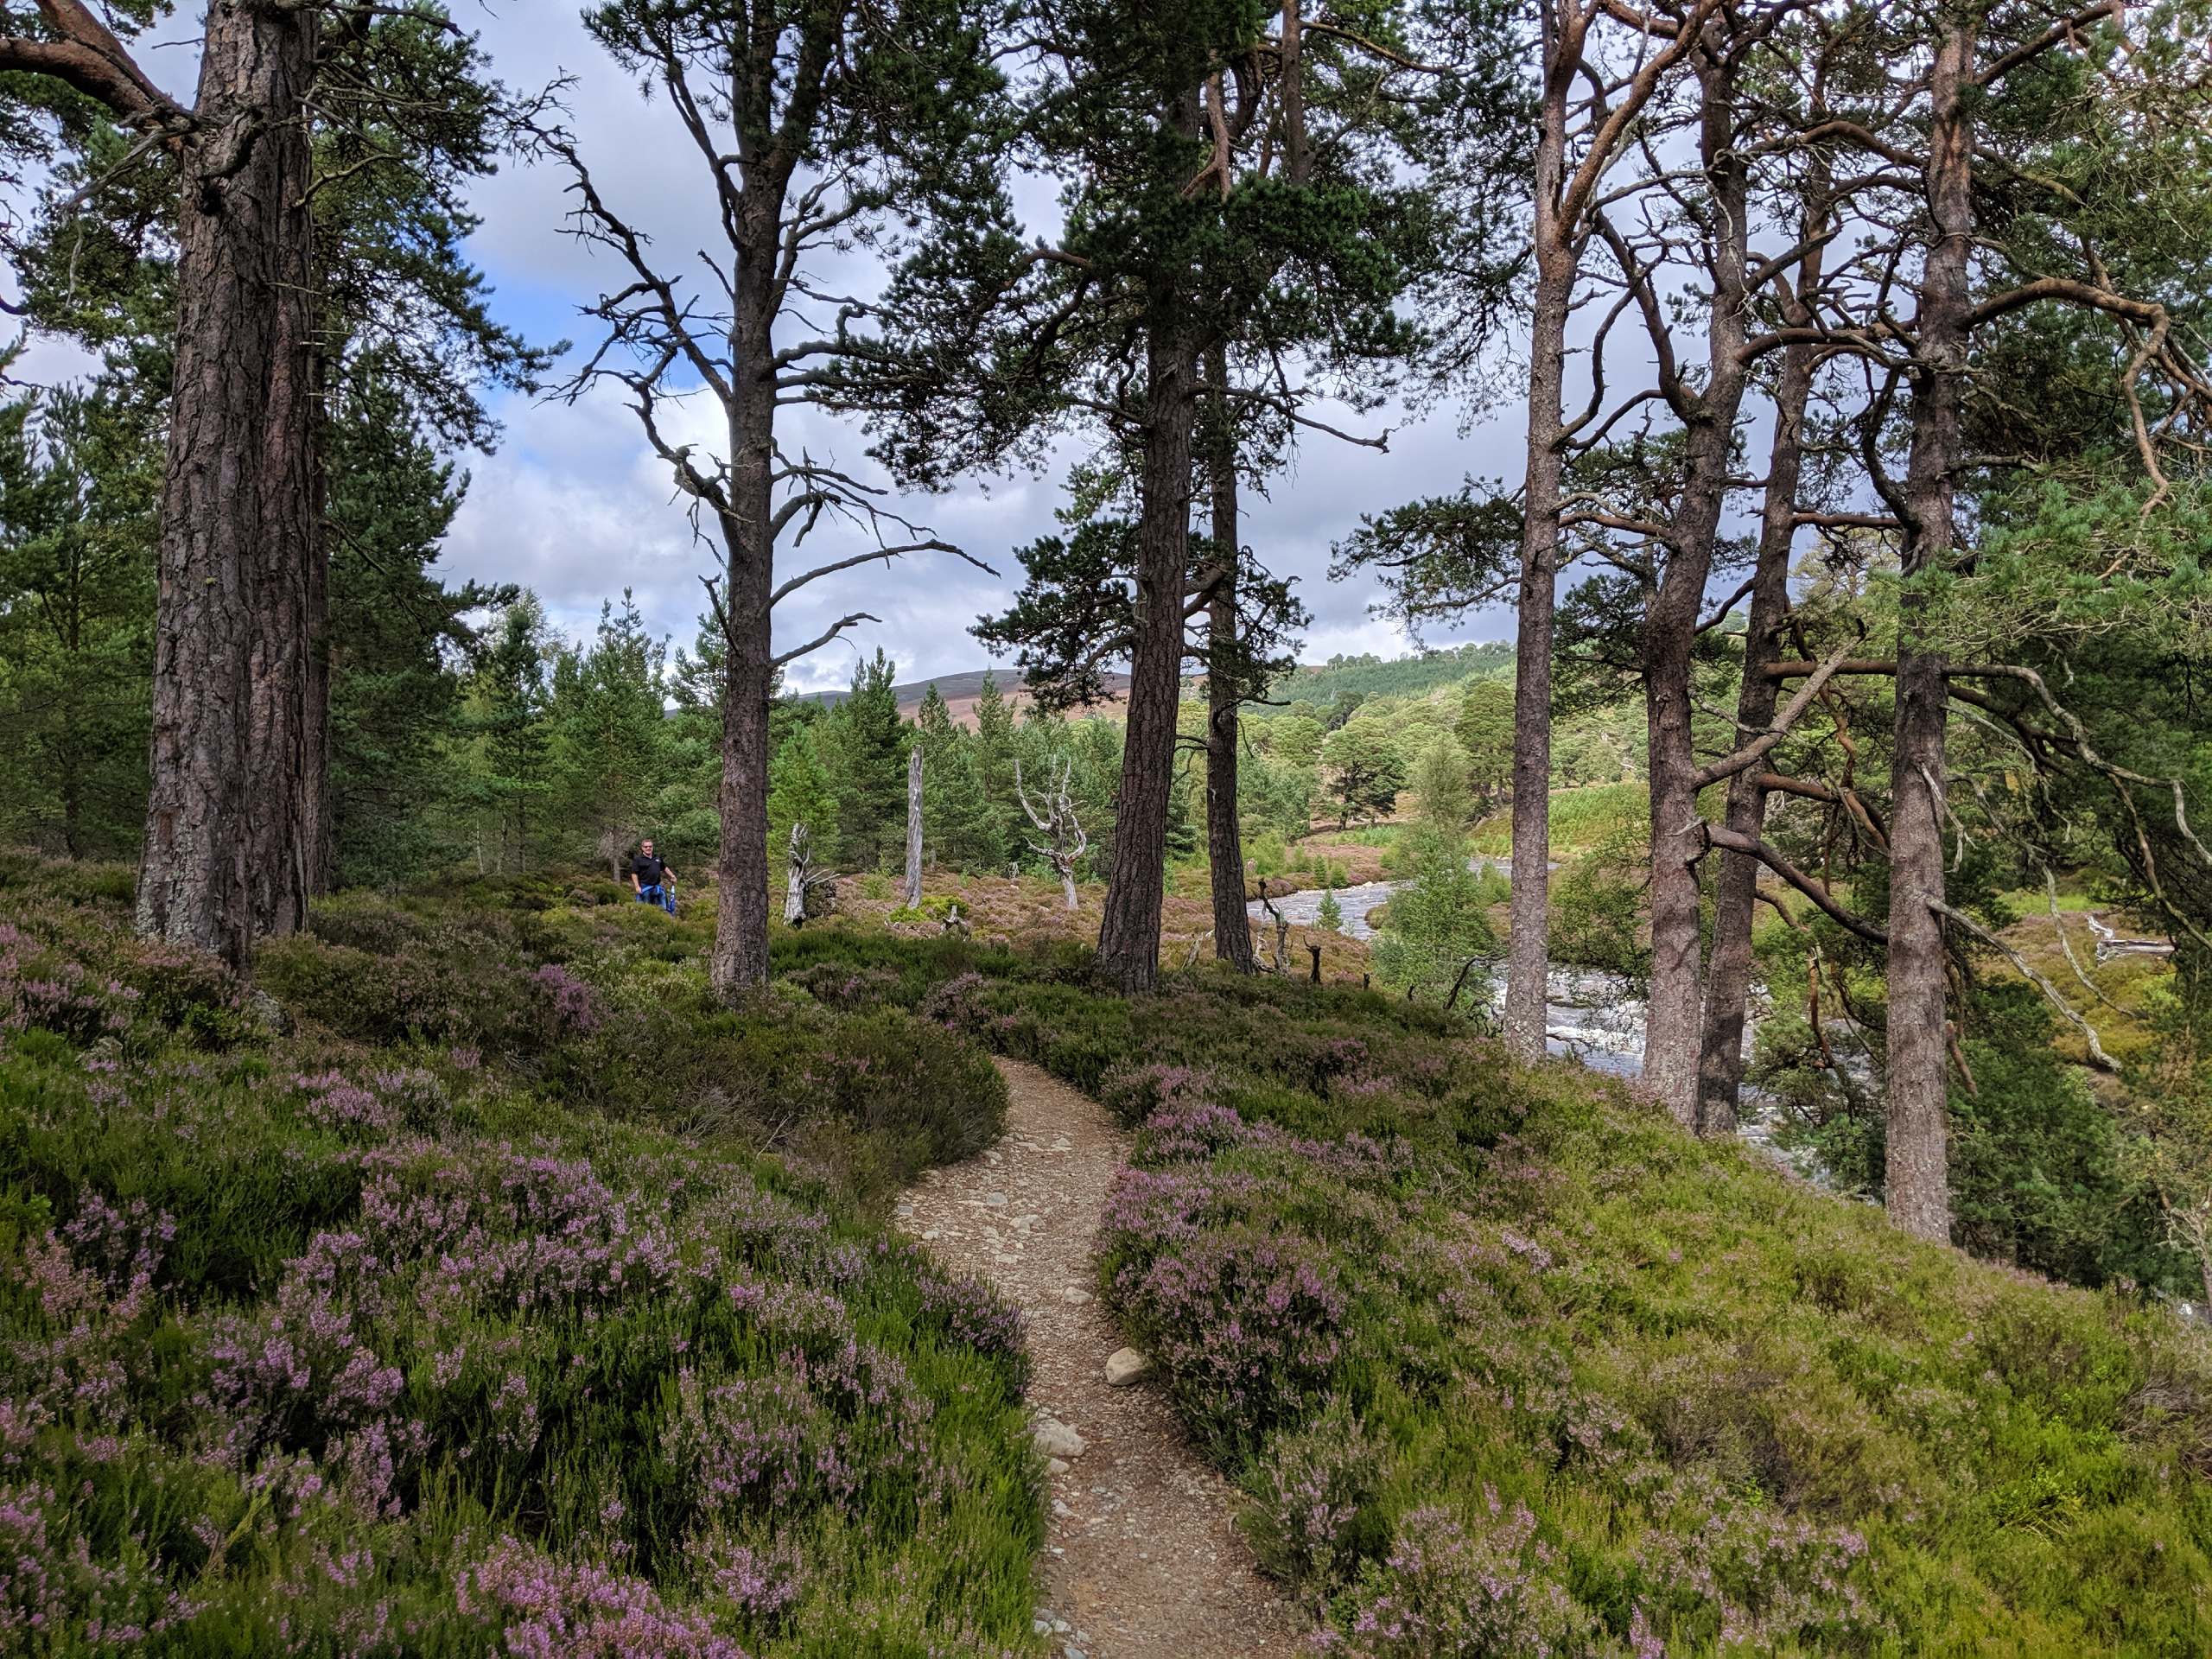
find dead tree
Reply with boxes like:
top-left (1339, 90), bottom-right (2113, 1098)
top-left (1015, 756), bottom-right (1088, 911)
top-left (1255, 880), bottom-right (1292, 975)
top-left (782, 823), bottom-right (832, 926)
top-left (904, 741), bottom-right (923, 908)
top-left (537, 0), bottom-right (995, 1001)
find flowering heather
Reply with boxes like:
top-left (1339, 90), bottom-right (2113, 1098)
top-left (531, 962), bottom-right (604, 1034)
top-left (1327, 1501), bottom-right (1596, 1658)
top-left (913, 1264), bottom-right (1028, 1371)
top-left (0, 889), bottom-right (1040, 1655)
top-left (1096, 1061), bottom-right (1217, 1127)
top-left (1103, 1194), bottom-right (1347, 1456)
top-left (900, 938), bottom-right (2212, 1654)
top-left (1240, 1394), bottom-right (1384, 1599)
top-left (915, 970), bottom-right (992, 1037)
top-left (1, 931), bottom-right (135, 1044)
top-left (0, 1481), bottom-right (197, 1649)
top-left (459, 1538), bottom-right (748, 1658)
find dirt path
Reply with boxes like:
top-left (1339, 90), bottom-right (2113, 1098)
top-left (898, 1058), bottom-right (1303, 1659)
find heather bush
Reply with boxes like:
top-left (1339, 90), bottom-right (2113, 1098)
top-left (1240, 1394), bottom-right (1389, 1602)
top-left (251, 892), bottom-right (1008, 1207)
top-left (0, 880), bottom-right (1042, 1656)
top-left (1325, 1500), bottom-right (1602, 1657)
top-left (1103, 1202), bottom-right (1346, 1457)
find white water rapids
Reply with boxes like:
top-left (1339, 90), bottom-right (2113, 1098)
top-left (1249, 860), bottom-right (1821, 1178)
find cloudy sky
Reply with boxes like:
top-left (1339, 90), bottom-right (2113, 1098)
top-left (9, 4), bottom-right (1532, 692)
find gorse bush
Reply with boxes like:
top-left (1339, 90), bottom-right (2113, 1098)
top-left (0, 874), bottom-right (1040, 1656)
top-left (786, 928), bottom-right (2212, 1656)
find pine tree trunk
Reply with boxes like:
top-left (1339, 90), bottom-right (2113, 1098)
top-left (1503, 35), bottom-right (1574, 1064)
top-left (709, 285), bottom-right (778, 1001)
top-left (1694, 365), bottom-right (1809, 1134)
top-left (1695, 165), bottom-right (1828, 1138)
top-left (1885, 18), bottom-right (1975, 1243)
top-left (136, 3), bottom-right (319, 971)
top-left (60, 592), bottom-right (83, 852)
top-left (1640, 612), bottom-right (1706, 1117)
top-left (1096, 308), bottom-right (1198, 994)
top-left (302, 343), bottom-right (333, 898)
top-left (905, 741), bottom-right (924, 907)
top-left (1640, 53), bottom-right (1751, 1124)
top-left (241, 67), bottom-right (321, 942)
top-left (1205, 344), bottom-right (1255, 973)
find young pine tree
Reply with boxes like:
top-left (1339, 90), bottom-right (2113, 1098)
top-left (826, 651), bottom-right (907, 870)
top-left (470, 598), bottom-right (554, 874)
top-left (553, 594), bottom-right (670, 876)
top-left (0, 376), bottom-right (157, 858)
top-left (919, 701), bottom-right (1007, 875)
top-left (1317, 885), bottom-right (1344, 933)
top-left (971, 671), bottom-right (1024, 858)
top-left (323, 375), bottom-right (482, 889)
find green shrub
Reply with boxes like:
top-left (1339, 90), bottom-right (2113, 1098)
top-left (1549, 816), bottom-right (1654, 982)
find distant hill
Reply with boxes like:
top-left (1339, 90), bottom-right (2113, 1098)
top-left (800, 642), bottom-right (1513, 730)
top-left (1274, 641), bottom-right (1513, 707)
top-left (805, 669), bottom-right (1132, 730)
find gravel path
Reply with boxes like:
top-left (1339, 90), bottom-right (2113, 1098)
top-left (898, 1058), bottom-right (1303, 1659)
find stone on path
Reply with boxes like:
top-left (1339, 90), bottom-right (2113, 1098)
top-left (1032, 1414), bottom-right (1088, 1459)
top-left (1104, 1347), bottom-right (1151, 1388)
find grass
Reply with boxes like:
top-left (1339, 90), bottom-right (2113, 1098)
top-left (1471, 782), bottom-right (1652, 860)
top-left (786, 929), bottom-right (2212, 1656)
top-left (1324, 824), bottom-right (1404, 849)
top-left (0, 862), bottom-right (1044, 1656)
top-left (1989, 901), bottom-right (2174, 1071)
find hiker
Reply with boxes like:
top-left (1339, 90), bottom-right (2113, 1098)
top-left (631, 839), bottom-right (677, 915)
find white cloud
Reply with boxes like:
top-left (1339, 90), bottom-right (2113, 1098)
top-left (5, 0), bottom-right (1534, 685)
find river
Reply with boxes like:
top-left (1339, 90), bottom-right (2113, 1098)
top-left (1249, 861), bottom-right (1816, 1176)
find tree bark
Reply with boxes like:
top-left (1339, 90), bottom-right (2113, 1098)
top-left (1096, 305), bottom-right (1198, 994)
top-left (1885, 16), bottom-right (1976, 1243)
top-left (1694, 163), bottom-right (1830, 1138)
top-left (1503, 15), bottom-right (1575, 1064)
top-left (251, 323), bottom-right (327, 922)
top-left (709, 264), bottom-right (779, 1000)
top-left (905, 740), bottom-right (924, 907)
top-left (1205, 343), bottom-right (1256, 973)
top-left (1639, 40), bottom-right (1751, 1123)
top-left (136, 2), bottom-right (319, 971)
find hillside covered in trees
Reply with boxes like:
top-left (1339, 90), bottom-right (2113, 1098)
top-left (3, 0), bottom-right (2212, 1650)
